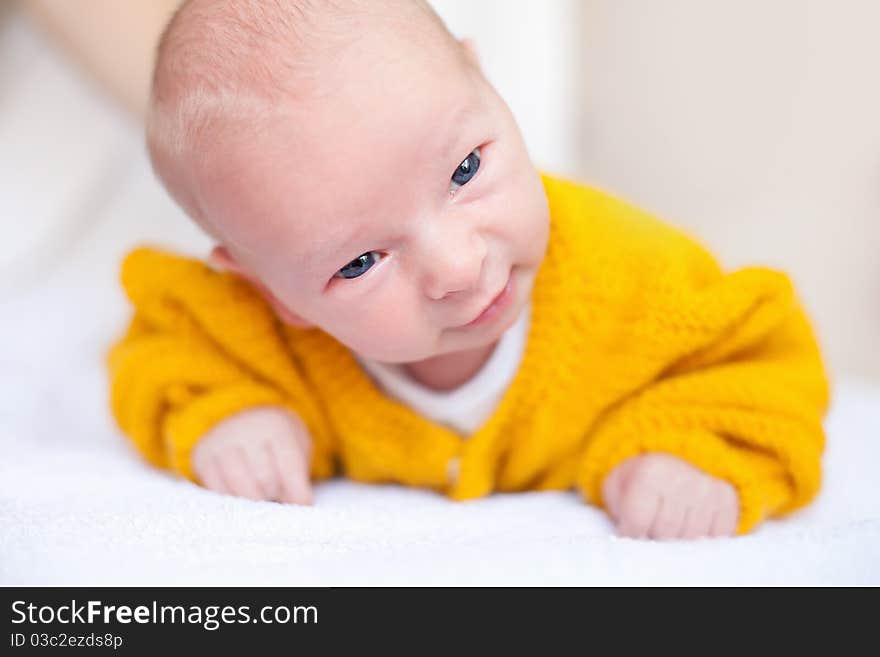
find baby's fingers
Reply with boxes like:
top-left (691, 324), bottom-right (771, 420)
top-left (709, 486), bottom-right (739, 537)
top-left (669, 474), bottom-right (714, 540)
top-left (217, 448), bottom-right (265, 501)
top-left (681, 503), bottom-right (714, 540)
top-left (649, 496), bottom-right (687, 541)
top-left (194, 457), bottom-right (229, 495)
top-left (269, 434), bottom-right (313, 506)
top-left (242, 440), bottom-right (282, 501)
top-left (616, 489), bottom-right (661, 539)
top-left (601, 457), bottom-right (641, 520)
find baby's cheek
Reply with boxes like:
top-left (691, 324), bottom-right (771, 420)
top-left (328, 296), bottom-right (430, 362)
top-left (494, 171), bottom-right (549, 270)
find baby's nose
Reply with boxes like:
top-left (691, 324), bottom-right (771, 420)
top-left (422, 231), bottom-right (487, 300)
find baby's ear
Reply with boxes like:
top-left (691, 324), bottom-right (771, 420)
top-left (262, 291), bottom-right (314, 329)
top-left (208, 245), bottom-right (313, 329)
top-left (208, 245), bottom-right (240, 273)
top-left (460, 37), bottom-right (480, 69)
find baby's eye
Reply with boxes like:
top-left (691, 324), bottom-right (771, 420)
top-left (450, 147), bottom-right (481, 192)
top-left (334, 251), bottom-right (381, 280)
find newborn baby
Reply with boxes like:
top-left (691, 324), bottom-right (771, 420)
top-left (108, 0), bottom-right (830, 540)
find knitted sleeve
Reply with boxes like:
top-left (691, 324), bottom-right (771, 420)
top-left (106, 247), bottom-right (336, 482)
top-left (573, 202), bottom-right (830, 535)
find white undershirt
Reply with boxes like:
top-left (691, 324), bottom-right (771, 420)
top-left (354, 302), bottom-right (532, 436)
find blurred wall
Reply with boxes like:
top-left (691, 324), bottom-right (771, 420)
top-left (575, 0), bottom-right (880, 383)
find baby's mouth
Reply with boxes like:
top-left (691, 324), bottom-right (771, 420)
top-left (457, 268), bottom-right (515, 329)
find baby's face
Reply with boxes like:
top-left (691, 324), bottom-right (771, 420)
top-left (197, 33), bottom-right (549, 363)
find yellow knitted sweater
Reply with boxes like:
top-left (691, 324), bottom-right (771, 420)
top-left (107, 174), bottom-right (830, 534)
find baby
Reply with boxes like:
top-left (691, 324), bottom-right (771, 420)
top-left (108, 0), bottom-right (830, 540)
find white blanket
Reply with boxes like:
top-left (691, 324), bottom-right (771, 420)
top-left (2, 375), bottom-right (879, 586)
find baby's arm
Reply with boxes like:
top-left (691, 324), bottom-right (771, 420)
top-left (602, 453), bottom-right (738, 540)
top-left (107, 248), bottom-right (337, 490)
top-left (191, 406), bottom-right (314, 504)
top-left (563, 185), bottom-right (829, 538)
top-left (578, 291), bottom-right (828, 539)
top-left (21, 0), bottom-right (179, 116)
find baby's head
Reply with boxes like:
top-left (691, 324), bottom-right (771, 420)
top-left (148, 0), bottom-right (549, 363)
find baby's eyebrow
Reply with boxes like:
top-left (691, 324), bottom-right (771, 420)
top-left (317, 230), bottom-right (365, 268)
top-left (299, 225), bottom-right (364, 274)
top-left (439, 101), bottom-right (480, 160)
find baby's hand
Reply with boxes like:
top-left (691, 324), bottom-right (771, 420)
top-left (601, 453), bottom-right (738, 540)
top-left (191, 406), bottom-right (314, 505)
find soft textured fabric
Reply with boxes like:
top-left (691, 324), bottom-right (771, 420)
top-left (353, 301), bottom-right (531, 436)
top-left (106, 173), bottom-right (831, 534)
top-left (4, 376), bottom-right (880, 585)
